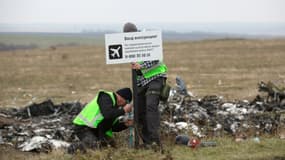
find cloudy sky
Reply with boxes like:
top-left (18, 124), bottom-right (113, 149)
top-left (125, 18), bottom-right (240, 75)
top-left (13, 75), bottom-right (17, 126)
top-left (0, 0), bottom-right (284, 24)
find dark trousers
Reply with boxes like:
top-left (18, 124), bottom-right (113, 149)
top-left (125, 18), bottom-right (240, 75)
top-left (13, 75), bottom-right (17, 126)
top-left (73, 125), bottom-right (115, 148)
top-left (137, 77), bottom-right (165, 145)
top-left (73, 125), bottom-right (99, 148)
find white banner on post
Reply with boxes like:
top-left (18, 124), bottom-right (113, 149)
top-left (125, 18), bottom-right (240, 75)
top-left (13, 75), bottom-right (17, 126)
top-left (105, 31), bottom-right (163, 64)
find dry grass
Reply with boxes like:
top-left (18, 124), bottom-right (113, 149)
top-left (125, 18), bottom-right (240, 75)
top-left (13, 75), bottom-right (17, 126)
top-left (1, 39), bottom-right (285, 159)
top-left (2, 137), bottom-right (284, 160)
top-left (1, 39), bottom-right (285, 108)
top-left (164, 39), bottom-right (285, 100)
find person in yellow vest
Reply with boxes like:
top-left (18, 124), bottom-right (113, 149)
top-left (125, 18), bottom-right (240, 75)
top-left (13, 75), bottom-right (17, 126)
top-left (123, 23), bottom-right (168, 149)
top-left (72, 88), bottom-right (133, 149)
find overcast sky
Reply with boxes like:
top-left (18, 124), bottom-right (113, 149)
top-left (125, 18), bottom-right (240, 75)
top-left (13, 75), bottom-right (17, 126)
top-left (0, 0), bottom-right (284, 24)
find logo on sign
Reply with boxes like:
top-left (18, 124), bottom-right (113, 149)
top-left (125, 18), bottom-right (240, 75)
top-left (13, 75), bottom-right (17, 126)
top-left (108, 44), bottom-right (123, 59)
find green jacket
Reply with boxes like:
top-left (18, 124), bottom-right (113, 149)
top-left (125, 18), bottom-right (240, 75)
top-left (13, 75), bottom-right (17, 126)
top-left (139, 61), bottom-right (167, 79)
top-left (73, 90), bottom-right (117, 137)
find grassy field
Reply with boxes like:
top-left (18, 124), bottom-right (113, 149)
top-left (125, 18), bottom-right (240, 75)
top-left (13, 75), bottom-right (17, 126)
top-left (0, 33), bottom-right (104, 48)
top-left (1, 137), bottom-right (285, 160)
top-left (1, 37), bottom-right (285, 159)
top-left (1, 38), bottom-right (285, 107)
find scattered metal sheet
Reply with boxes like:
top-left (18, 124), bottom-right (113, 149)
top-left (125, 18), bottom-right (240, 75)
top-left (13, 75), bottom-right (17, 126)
top-left (0, 79), bottom-right (284, 152)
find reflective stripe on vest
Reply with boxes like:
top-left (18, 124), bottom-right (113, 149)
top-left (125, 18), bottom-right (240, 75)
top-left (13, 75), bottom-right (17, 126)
top-left (73, 90), bottom-right (115, 128)
top-left (140, 61), bottom-right (167, 79)
top-left (77, 112), bottom-right (103, 128)
top-left (76, 113), bottom-right (117, 137)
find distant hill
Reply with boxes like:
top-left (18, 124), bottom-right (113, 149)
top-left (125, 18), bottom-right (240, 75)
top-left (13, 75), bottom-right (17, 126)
top-left (162, 31), bottom-right (285, 41)
top-left (1, 22), bottom-right (285, 36)
top-left (0, 31), bottom-right (284, 50)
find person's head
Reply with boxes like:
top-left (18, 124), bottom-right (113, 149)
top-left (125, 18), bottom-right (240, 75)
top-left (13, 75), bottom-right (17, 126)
top-left (123, 22), bottom-right (138, 33)
top-left (115, 88), bottom-right (132, 106)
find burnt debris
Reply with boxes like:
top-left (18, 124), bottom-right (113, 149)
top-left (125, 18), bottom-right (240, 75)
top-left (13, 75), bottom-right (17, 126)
top-left (258, 81), bottom-right (285, 104)
top-left (0, 100), bottom-right (84, 152)
top-left (0, 79), bottom-right (284, 152)
top-left (161, 80), bottom-right (285, 138)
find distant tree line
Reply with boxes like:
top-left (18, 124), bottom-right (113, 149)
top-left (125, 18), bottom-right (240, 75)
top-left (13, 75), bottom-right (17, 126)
top-left (0, 43), bottom-right (38, 51)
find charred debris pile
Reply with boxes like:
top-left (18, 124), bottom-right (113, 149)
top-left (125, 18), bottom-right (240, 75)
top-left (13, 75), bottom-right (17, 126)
top-left (161, 80), bottom-right (285, 138)
top-left (0, 78), bottom-right (284, 152)
top-left (0, 100), bottom-right (83, 152)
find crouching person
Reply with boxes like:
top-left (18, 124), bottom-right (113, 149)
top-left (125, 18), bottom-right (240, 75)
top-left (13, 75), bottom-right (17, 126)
top-left (69, 88), bottom-right (133, 153)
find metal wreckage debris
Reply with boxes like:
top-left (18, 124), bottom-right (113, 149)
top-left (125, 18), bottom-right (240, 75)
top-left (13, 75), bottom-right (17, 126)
top-left (0, 100), bottom-right (83, 152)
top-left (161, 79), bottom-right (285, 138)
top-left (0, 78), bottom-right (284, 152)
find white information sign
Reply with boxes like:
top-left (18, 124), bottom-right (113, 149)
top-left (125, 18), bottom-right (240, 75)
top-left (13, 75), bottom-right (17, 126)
top-left (105, 31), bottom-right (163, 64)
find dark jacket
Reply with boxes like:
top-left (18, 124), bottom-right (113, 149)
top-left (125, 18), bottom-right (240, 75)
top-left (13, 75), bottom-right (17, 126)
top-left (97, 92), bottom-right (127, 133)
top-left (74, 92), bottom-right (128, 141)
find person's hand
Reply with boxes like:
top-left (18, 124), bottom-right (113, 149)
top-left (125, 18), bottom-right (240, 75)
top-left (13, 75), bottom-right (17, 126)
top-left (131, 62), bottom-right (141, 70)
top-left (124, 119), bottom-right (134, 126)
top-left (123, 103), bottom-right (133, 113)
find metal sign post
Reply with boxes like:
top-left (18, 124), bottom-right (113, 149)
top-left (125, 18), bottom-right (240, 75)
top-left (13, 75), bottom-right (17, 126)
top-left (105, 30), bottom-right (163, 148)
top-left (131, 69), bottom-right (140, 147)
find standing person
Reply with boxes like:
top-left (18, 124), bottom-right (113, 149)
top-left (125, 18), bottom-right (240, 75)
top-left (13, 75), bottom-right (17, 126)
top-left (123, 22), bottom-right (168, 149)
top-left (72, 88), bottom-right (133, 150)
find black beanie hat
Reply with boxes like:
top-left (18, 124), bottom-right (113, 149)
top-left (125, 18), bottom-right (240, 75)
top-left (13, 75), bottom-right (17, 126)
top-left (116, 88), bottom-right (132, 102)
top-left (123, 22), bottom-right (138, 32)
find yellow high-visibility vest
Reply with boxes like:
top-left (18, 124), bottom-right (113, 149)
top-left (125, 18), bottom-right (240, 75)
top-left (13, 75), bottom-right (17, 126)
top-left (73, 90), bottom-right (117, 137)
top-left (139, 61), bottom-right (167, 79)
